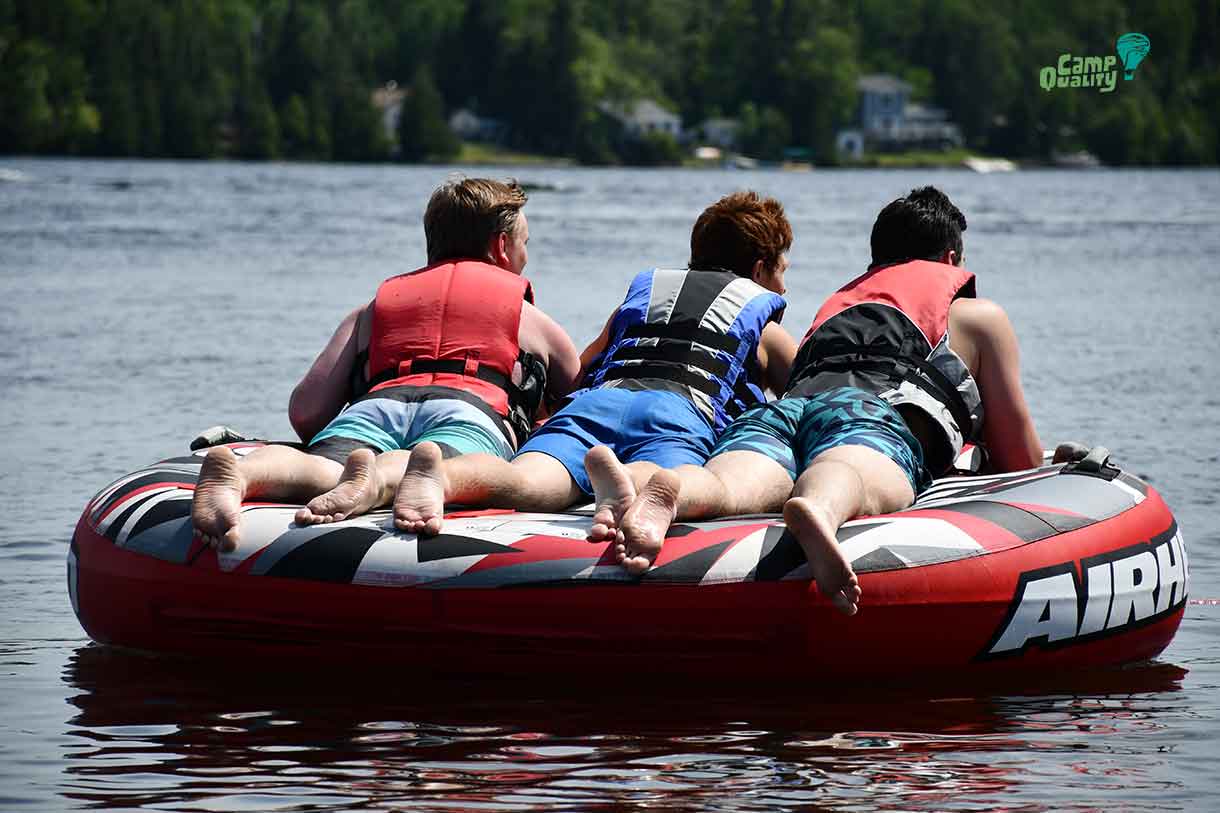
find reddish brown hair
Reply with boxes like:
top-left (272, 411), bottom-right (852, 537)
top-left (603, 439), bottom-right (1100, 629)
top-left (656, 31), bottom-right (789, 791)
top-left (689, 191), bottom-right (792, 276)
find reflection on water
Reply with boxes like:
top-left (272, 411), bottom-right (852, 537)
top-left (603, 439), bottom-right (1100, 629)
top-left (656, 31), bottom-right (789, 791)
top-left (61, 645), bottom-right (1187, 811)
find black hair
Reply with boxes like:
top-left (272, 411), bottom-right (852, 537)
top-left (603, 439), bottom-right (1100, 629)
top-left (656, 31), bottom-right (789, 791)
top-left (869, 186), bottom-right (967, 267)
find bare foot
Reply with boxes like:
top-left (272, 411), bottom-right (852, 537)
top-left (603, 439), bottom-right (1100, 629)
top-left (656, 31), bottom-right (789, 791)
top-left (617, 469), bottom-right (680, 576)
top-left (295, 448), bottom-right (388, 525)
top-left (783, 497), bottom-right (861, 616)
top-left (584, 446), bottom-right (636, 543)
top-left (191, 446), bottom-right (246, 552)
top-left (392, 442), bottom-right (447, 535)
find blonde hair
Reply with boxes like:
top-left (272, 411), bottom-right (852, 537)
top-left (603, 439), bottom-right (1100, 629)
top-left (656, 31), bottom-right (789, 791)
top-left (424, 176), bottom-right (528, 264)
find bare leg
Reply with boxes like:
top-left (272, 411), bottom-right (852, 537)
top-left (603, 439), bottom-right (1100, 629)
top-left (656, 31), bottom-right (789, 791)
top-left (623, 460), bottom-right (661, 493)
top-left (192, 444), bottom-right (343, 550)
top-left (782, 445), bottom-right (915, 616)
top-left (598, 450), bottom-right (794, 575)
top-left (681, 451), bottom-right (794, 518)
top-left (296, 448), bottom-right (400, 525)
top-left (392, 447), bottom-right (584, 534)
top-left (584, 446), bottom-right (635, 543)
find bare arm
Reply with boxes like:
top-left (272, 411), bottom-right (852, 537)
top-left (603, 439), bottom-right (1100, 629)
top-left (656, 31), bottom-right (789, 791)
top-left (288, 305), bottom-right (367, 443)
top-left (755, 321), bottom-right (798, 396)
top-left (950, 298), bottom-right (1043, 472)
top-left (519, 302), bottom-right (582, 404)
top-left (578, 310), bottom-right (617, 380)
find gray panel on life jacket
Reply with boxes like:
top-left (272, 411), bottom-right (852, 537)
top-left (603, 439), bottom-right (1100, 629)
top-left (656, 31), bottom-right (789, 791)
top-left (646, 268), bottom-right (687, 325)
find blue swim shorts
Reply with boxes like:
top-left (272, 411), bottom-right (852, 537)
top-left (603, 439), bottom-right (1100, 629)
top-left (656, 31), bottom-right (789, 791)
top-left (517, 388), bottom-right (715, 496)
top-left (711, 386), bottom-right (931, 493)
top-left (308, 387), bottom-right (514, 464)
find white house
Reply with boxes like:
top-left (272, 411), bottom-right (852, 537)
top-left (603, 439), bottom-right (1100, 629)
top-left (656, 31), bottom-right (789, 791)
top-left (448, 108), bottom-right (506, 143)
top-left (598, 99), bottom-right (683, 139)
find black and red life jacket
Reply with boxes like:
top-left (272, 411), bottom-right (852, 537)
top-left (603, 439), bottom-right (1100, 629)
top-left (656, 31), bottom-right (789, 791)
top-left (786, 259), bottom-right (984, 475)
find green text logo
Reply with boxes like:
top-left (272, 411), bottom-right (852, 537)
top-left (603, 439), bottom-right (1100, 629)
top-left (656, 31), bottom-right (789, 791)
top-left (1039, 33), bottom-right (1149, 94)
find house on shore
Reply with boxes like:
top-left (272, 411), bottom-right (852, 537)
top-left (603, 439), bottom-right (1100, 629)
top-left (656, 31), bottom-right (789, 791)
top-left (836, 74), bottom-right (963, 158)
top-left (448, 108), bottom-right (507, 144)
top-left (693, 117), bottom-right (741, 151)
top-left (598, 99), bottom-right (683, 140)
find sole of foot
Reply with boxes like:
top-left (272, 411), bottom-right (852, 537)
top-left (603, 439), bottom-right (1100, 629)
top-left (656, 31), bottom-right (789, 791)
top-left (392, 442), bottom-right (446, 536)
top-left (191, 446), bottom-right (245, 553)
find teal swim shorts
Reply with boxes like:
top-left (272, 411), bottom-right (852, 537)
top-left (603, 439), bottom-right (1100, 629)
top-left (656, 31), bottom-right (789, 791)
top-left (711, 386), bottom-right (931, 493)
top-left (309, 387), bottom-right (513, 463)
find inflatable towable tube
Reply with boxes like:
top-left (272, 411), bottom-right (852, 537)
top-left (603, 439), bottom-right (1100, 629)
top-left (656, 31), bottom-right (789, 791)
top-left (69, 442), bottom-right (1187, 680)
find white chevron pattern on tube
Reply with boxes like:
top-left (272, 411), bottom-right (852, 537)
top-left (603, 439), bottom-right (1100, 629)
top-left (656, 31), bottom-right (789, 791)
top-left (1112, 478), bottom-right (1147, 505)
top-left (842, 517), bottom-right (983, 563)
top-left (701, 527), bottom-right (768, 584)
top-left (353, 534), bottom-right (487, 586)
top-left (215, 506), bottom-right (301, 572)
top-left (113, 488), bottom-right (193, 547)
top-left (97, 485), bottom-right (181, 535)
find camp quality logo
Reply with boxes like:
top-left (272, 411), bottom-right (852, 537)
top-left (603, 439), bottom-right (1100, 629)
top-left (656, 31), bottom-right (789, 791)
top-left (1039, 32), bottom-right (1150, 93)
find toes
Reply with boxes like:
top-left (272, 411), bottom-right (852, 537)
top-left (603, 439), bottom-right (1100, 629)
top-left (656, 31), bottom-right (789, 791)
top-left (621, 555), bottom-right (650, 576)
top-left (832, 591), bottom-right (859, 616)
top-left (588, 522), bottom-right (613, 542)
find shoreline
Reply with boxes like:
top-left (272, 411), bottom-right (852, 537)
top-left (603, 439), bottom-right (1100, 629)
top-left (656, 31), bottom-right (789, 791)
top-left (7, 153), bottom-right (1215, 171)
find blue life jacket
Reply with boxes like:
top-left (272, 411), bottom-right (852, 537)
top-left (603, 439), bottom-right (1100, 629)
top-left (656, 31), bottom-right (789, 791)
top-left (578, 268), bottom-right (786, 433)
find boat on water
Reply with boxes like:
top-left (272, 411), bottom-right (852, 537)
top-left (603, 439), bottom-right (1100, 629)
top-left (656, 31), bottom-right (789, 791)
top-left (962, 156), bottom-right (1018, 173)
top-left (69, 441), bottom-right (1187, 681)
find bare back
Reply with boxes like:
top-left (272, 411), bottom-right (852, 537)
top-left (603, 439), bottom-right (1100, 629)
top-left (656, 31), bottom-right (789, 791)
top-left (947, 297), bottom-right (1043, 472)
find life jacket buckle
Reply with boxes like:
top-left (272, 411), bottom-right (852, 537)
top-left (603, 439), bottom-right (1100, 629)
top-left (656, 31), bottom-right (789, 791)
top-left (464, 351), bottom-right (481, 378)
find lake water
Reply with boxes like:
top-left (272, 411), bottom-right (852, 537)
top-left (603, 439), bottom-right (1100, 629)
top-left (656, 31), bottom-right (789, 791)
top-left (1, 158), bottom-right (1218, 811)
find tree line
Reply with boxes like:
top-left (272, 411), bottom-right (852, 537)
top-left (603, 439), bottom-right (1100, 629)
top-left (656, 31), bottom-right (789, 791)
top-left (2, 0), bottom-right (1217, 165)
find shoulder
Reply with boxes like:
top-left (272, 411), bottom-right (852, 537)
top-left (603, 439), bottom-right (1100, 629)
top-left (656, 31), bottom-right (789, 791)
top-left (520, 301), bottom-right (571, 343)
top-left (950, 296), bottom-right (1011, 333)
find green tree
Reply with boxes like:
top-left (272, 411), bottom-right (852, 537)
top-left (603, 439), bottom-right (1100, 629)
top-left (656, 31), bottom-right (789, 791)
top-left (783, 26), bottom-right (858, 164)
top-left (307, 84), bottom-right (332, 159)
top-left (279, 94), bottom-right (310, 158)
top-left (738, 102), bottom-right (791, 161)
top-left (332, 77), bottom-right (389, 161)
top-left (398, 65), bottom-right (459, 161)
top-left (0, 0), bottom-right (1215, 166)
top-left (0, 39), bottom-right (56, 151)
top-left (237, 82), bottom-right (281, 159)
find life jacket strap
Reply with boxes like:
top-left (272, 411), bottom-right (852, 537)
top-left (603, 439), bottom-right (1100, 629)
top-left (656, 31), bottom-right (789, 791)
top-left (600, 363), bottom-right (722, 397)
top-left (622, 322), bottom-right (741, 354)
top-left (794, 341), bottom-right (975, 442)
top-left (608, 342), bottom-right (732, 378)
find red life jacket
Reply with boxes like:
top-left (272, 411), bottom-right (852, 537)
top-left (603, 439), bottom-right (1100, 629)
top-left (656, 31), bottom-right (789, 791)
top-left (786, 260), bottom-right (983, 475)
top-left (803, 259), bottom-right (974, 343)
top-left (365, 260), bottom-right (534, 417)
